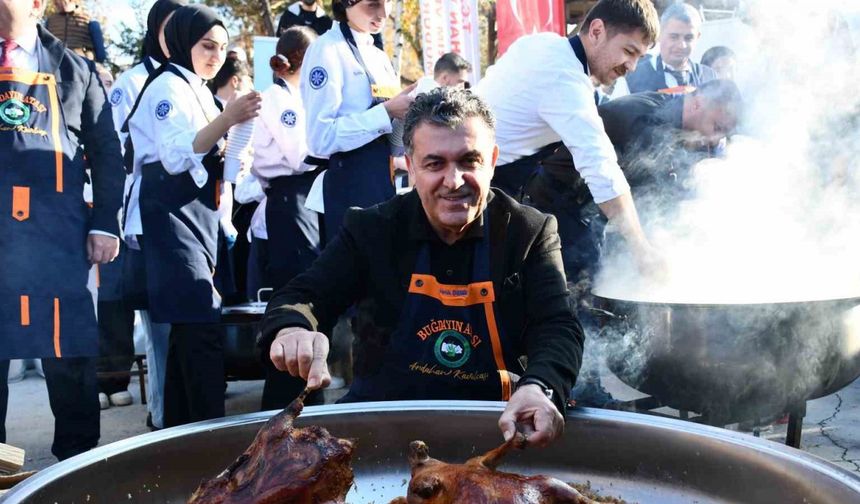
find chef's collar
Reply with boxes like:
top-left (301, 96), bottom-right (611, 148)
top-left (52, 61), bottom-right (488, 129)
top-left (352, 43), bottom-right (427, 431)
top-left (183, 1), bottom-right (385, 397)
top-left (1, 28), bottom-right (38, 59)
top-left (350, 27), bottom-right (375, 47)
top-left (409, 190), bottom-right (494, 242)
top-left (171, 62), bottom-right (207, 88)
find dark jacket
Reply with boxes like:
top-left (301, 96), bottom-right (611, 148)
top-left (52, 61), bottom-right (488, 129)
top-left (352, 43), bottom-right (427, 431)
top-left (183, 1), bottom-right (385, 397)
top-left (259, 189), bottom-right (584, 411)
top-left (626, 54), bottom-right (717, 94)
top-left (39, 24), bottom-right (124, 236)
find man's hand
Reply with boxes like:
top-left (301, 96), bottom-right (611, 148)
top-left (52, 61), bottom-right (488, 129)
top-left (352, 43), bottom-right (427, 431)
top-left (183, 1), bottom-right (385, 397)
top-left (498, 384), bottom-right (564, 448)
top-left (87, 234), bottom-right (119, 264)
top-left (269, 327), bottom-right (331, 390)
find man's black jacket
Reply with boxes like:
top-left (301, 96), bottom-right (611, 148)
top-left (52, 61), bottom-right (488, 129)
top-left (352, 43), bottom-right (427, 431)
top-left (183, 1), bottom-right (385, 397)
top-left (259, 189), bottom-right (584, 411)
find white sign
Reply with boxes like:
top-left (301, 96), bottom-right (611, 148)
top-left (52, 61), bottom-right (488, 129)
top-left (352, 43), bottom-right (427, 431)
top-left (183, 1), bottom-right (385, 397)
top-left (419, 0), bottom-right (481, 84)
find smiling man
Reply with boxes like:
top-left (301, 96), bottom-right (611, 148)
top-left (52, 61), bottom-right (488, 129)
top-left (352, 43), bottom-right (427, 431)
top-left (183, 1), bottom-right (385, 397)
top-left (475, 0), bottom-right (663, 276)
top-left (260, 88), bottom-right (584, 447)
top-left (625, 3), bottom-right (717, 93)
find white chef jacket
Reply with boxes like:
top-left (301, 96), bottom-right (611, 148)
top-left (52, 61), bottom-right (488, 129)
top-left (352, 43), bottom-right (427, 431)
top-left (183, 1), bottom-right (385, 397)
top-left (300, 22), bottom-right (398, 157)
top-left (252, 80), bottom-right (311, 180)
top-left (475, 32), bottom-right (630, 204)
top-left (110, 58), bottom-right (158, 153)
top-left (126, 63), bottom-right (223, 238)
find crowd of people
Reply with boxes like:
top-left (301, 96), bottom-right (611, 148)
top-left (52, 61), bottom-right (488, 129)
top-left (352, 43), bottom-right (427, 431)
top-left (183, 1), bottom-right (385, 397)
top-left (0, 0), bottom-right (744, 461)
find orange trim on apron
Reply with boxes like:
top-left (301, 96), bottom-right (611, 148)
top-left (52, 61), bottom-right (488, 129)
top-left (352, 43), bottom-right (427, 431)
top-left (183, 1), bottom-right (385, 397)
top-left (20, 295), bottom-right (30, 326)
top-left (53, 297), bottom-right (62, 358)
top-left (11, 186), bottom-right (30, 221)
top-left (658, 85), bottom-right (697, 95)
top-left (409, 274), bottom-right (495, 306)
top-left (0, 70), bottom-right (64, 192)
top-left (409, 273), bottom-right (511, 400)
top-left (94, 264), bottom-right (100, 288)
top-left (215, 179), bottom-right (222, 208)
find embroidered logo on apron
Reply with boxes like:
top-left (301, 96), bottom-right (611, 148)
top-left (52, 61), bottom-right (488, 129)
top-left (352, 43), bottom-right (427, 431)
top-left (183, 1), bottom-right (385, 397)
top-left (433, 330), bottom-right (471, 368)
top-left (0, 98), bottom-right (31, 126)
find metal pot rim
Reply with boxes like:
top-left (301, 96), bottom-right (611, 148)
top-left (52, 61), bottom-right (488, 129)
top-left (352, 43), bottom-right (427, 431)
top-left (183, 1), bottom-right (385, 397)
top-left (592, 293), bottom-right (860, 308)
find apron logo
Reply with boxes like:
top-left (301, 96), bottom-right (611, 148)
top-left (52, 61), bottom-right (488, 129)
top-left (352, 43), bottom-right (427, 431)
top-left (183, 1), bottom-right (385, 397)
top-left (434, 330), bottom-right (471, 369)
top-left (0, 98), bottom-right (31, 126)
top-left (309, 66), bottom-right (328, 89)
top-left (281, 109), bottom-right (297, 127)
top-left (155, 100), bottom-right (172, 120)
top-left (109, 88), bottom-right (123, 106)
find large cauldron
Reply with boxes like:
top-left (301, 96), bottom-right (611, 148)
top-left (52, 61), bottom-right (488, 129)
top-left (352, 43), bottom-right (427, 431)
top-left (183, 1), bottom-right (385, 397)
top-left (3, 402), bottom-right (860, 503)
top-left (592, 294), bottom-right (860, 424)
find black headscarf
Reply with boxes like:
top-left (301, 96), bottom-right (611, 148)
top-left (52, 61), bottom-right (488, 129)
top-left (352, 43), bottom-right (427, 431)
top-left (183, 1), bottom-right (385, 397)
top-left (142, 0), bottom-right (186, 64)
top-left (164, 4), bottom-right (226, 73)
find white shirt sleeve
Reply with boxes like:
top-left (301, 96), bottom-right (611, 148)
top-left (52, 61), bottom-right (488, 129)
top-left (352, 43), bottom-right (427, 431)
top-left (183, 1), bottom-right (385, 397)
top-left (147, 83), bottom-right (209, 188)
top-left (110, 80), bottom-right (135, 153)
top-left (537, 71), bottom-right (630, 204)
top-left (301, 40), bottom-right (392, 156)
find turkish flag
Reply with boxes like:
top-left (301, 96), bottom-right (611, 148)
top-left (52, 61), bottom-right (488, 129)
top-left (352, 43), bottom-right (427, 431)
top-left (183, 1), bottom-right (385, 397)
top-left (496, 0), bottom-right (567, 56)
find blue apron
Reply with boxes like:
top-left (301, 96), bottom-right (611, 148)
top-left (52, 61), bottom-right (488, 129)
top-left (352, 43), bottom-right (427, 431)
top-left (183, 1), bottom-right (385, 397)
top-left (341, 213), bottom-right (515, 402)
top-left (137, 66), bottom-right (223, 324)
top-left (322, 22), bottom-right (396, 245)
top-left (0, 49), bottom-right (97, 359)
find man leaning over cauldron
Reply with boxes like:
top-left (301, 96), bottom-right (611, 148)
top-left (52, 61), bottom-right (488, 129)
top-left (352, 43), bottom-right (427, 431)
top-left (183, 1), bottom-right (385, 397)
top-left (523, 79), bottom-right (743, 406)
top-left (259, 88), bottom-right (584, 447)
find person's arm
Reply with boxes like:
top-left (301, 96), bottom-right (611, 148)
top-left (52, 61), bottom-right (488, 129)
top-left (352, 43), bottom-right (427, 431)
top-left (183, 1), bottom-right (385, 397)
top-left (538, 71), bottom-right (658, 271)
top-left (79, 59), bottom-right (123, 263)
top-left (258, 208), bottom-right (370, 368)
top-left (300, 41), bottom-right (392, 156)
top-left (498, 214), bottom-right (584, 446)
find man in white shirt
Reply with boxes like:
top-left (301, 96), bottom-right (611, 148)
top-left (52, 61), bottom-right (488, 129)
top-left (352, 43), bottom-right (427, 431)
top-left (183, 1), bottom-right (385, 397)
top-left (625, 3), bottom-right (717, 93)
top-left (475, 0), bottom-right (662, 274)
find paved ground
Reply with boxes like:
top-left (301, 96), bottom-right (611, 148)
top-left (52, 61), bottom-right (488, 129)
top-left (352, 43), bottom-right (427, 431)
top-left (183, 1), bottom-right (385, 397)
top-left (4, 366), bottom-right (860, 476)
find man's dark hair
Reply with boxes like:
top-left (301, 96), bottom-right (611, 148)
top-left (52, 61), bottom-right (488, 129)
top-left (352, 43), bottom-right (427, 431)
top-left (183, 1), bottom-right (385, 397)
top-left (433, 52), bottom-right (472, 78)
top-left (692, 79), bottom-right (744, 126)
top-left (701, 46), bottom-right (735, 68)
top-left (403, 88), bottom-right (495, 155)
top-left (581, 0), bottom-right (660, 46)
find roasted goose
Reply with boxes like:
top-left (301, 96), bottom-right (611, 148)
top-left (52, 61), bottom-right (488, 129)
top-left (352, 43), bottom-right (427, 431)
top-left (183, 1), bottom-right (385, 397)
top-left (390, 437), bottom-right (597, 504)
top-left (188, 390), bottom-right (355, 504)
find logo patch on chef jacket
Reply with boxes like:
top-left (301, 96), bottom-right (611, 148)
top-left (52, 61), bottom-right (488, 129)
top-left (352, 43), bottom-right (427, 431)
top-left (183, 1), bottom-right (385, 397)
top-left (0, 98), bottom-right (31, 126)
top-left (109, 88), bottom-right (123, 106)
top-left (308, 66), bottom-right (328, 89)
top-left (434, 330), bottom-right (471, 369)
top-left (280, 110), bottom-right (297, 127)
top-left (155, 100), bottom-right (172, 120)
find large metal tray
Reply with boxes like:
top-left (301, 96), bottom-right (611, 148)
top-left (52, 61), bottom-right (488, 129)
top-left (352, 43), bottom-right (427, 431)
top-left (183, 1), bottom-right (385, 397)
top-left (3, 401), bottom-right (860, 503)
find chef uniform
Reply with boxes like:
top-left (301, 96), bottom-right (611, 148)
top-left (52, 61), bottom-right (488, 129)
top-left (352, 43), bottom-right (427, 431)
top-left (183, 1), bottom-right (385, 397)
top-left (127, 5), bottom-right (228, 427)
top-left (109, 0), bottom-right (185, 429)
top-left (475, 33), bottom-right (629, 204)
top-left (0, 24), bottom-right (124, 459)
top-left (301, 17), bottom-right (400, 244)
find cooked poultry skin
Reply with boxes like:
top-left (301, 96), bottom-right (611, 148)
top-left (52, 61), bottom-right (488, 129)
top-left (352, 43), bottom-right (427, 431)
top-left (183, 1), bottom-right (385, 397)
top-left (391, 437), bottom-right (596, 504)
top-left (188, 390), bottom-right (355, 504)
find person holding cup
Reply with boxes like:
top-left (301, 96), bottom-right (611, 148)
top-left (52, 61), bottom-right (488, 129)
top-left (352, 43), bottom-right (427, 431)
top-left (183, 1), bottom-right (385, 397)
top-left (126, 4), bottom-right (262, 426)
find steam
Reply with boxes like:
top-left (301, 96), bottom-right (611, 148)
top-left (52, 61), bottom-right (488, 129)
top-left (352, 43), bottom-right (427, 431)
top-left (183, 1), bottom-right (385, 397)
top-left (579, 1), bottom-right (860, 421)
top-left (594, 0), bottom-right (860, 304)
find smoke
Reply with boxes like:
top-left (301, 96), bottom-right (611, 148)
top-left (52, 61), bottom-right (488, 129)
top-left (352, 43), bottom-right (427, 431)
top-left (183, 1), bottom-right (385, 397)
top-left (595, 0), bottom-right (860, 304)
top-left (581, 0), bottom-right (860, 420)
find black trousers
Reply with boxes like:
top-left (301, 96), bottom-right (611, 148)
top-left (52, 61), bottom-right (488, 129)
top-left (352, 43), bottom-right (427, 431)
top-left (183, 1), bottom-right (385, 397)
top-left (96, 299), bottom-right (136, 395)
top-left (162, 323), bottom-right (225, 427)
top-left (0, 357), bottom-right (99, 460)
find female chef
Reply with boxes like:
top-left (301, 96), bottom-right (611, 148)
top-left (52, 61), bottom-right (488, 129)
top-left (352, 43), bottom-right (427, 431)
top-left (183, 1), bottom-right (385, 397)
top-left (127, 4), bottom-right (261, 427)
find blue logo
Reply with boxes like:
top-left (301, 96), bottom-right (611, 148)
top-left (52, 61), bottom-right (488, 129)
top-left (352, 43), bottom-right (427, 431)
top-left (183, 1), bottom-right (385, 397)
top-left (308, 66), bottom-right (328, 89)
top-left (155, 100), bottom-right (172, 120)
top-left (109, 88), bottom-right (123, 106)
top-left (280, 109), bottom-right (297, 127)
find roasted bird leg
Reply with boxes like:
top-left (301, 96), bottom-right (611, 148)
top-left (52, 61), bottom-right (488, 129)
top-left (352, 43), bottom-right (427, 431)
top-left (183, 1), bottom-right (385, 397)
top-left (393, 437), bottom-right (597, 504)
top-left (188, 389), bottom-right (355, 504)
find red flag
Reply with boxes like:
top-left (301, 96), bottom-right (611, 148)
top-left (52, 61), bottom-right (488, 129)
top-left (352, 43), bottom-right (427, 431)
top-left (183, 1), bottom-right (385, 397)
top-left (496, 0), bottom-right (567, 56)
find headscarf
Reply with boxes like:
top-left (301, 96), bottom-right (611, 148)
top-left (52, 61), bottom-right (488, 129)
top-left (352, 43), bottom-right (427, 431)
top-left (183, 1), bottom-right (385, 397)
top-left (142, 0), bottom-right (186, 64)
top-left (163, 4), bottom-right (226, 73)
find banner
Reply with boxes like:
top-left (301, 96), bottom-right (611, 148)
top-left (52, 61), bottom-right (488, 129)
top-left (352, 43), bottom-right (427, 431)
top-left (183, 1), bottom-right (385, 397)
top-left (496, 0), bottom-right (567, 57)
top-left (419, 0), bottom-right (481, 84)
